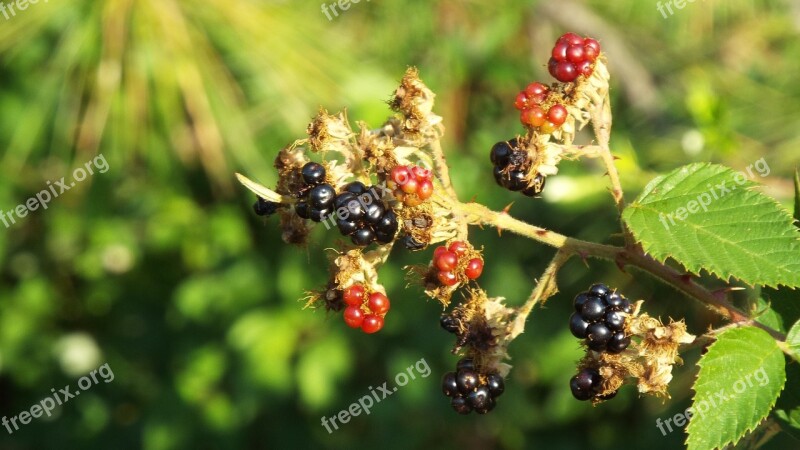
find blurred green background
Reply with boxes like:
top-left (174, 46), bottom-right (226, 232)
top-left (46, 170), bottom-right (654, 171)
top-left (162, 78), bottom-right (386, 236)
top-left (0, 0), bottom-right (799, 449)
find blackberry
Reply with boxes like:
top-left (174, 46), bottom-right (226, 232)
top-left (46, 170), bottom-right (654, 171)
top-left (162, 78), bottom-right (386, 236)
top-left (301, 162), bottom-right (326, 185)
top-left (253, 197), bottom-right (281, 216)
top-left (490, 139), bottom-right (547, 197)
top-left (569, 284), bottom-right (632, 353)
top-left (442, 357), bottom-right (505, 415)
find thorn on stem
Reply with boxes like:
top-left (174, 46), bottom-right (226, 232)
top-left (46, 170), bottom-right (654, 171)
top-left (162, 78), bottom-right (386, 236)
top-left (501, 202), bottom-right (514, 214)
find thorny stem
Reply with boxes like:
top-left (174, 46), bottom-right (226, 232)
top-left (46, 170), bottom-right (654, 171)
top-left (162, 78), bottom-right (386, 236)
top-left (448, 198), bottom-right (787, 343)
top-left (589, 89), bottom-right (626, 215)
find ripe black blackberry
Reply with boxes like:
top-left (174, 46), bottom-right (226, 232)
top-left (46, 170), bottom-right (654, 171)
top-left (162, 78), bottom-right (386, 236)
top-left (331, 187), bottom-right (398, 247)
top-left (490, 139), bottom-right (546, 197)
top-left (568, 283), bottom-right (632, 353)
top-left (292, 162), bottom-right (335, 223)
top-left (441, 358), bottom-right (504, 415)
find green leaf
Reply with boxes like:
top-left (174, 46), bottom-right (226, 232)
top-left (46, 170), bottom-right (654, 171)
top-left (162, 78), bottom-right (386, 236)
top-left (622, 163), bottom-right (800, 288)
top-left (686, 326), bottom-right (786, 450)
top-left (787, 319), bottom-right (800, 362)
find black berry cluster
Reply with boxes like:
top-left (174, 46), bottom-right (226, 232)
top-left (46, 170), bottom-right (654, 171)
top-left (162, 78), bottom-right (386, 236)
top-left (253, 197), bottom-right (281, 217)
top-left (441, 358), bottom-right (504, 415)
top-left (490, 139), bottom-right (545, 196)
top-left (332, 182), bottom-right (398, 247)
top-left (294, 162), bottom-right (336, 222)
top-left (569, 283), bottom-right (632, 353)
top-left (569, 368), bottom-right (616, 401)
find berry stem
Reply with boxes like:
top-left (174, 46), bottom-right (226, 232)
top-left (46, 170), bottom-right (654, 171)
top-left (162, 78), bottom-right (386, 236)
top-left (588, 89), bottom-right (626, 217)
top-left (509, 250), bottom-right (572, 340)
top-left (450, 198), bottom-right (786, 342)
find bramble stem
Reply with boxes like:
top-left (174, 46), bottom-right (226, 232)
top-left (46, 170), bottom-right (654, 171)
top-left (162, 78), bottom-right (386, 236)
top-left (590, 89), bottom-right (626, 215)
top-left (450, 198), bottom-right (786, 341)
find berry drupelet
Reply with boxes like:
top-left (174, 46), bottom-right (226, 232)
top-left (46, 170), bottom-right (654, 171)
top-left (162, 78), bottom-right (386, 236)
top-left (441, 358), bottom-right (505, 414)
top-left (569, 283), bottom-right (632, 353)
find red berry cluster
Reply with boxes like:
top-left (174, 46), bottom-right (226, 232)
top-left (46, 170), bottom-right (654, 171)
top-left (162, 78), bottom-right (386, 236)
top-left (433, 241), bottom-right (484, 287)
top-left (389, 164), bottom-right (434, 207)
top-left (547, 33), bottom-right (601, 83)
top-left (342, 284), bottom-right (390, 334)
top-left (514, 82), bottom-right (568, 133)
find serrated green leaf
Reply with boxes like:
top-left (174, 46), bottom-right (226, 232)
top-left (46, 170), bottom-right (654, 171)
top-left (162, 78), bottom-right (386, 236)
top-left (622, 163), bottom-right (800, 288)
top-left (686, 326), bottom-right (786, 450)
top-left (787, 320), bottom-right (800, 362)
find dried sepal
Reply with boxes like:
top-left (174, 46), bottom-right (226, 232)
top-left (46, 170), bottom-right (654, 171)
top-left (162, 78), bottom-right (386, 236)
top-left (307, 109), bottom-right (356, 155)
top-left (627, 309), bottom-right (695, 398)
top-left (444, 289), bottom-right (514, 377)
top-left (389, 67), bottom-right (444, 146)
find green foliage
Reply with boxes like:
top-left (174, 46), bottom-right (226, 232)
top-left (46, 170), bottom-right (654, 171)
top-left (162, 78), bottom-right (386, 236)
top-left (686, 327), bottom-right (786, 450)
top-left (787, 320), bottom-right (800, 362)
top-left (623, 163), bottom-right (800, 288)
top-left (0, 1), bottom-right (799, 449)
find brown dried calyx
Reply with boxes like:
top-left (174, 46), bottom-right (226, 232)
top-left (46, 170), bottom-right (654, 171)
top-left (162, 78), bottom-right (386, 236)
top-left (304, 247), bottom-right (389, 311)
top-left (577, 301), bottom-right (695, 402)
top-left (440, 289), bottom-right (514, 378)
top-left (389, 67), bottom-right (443, 146)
